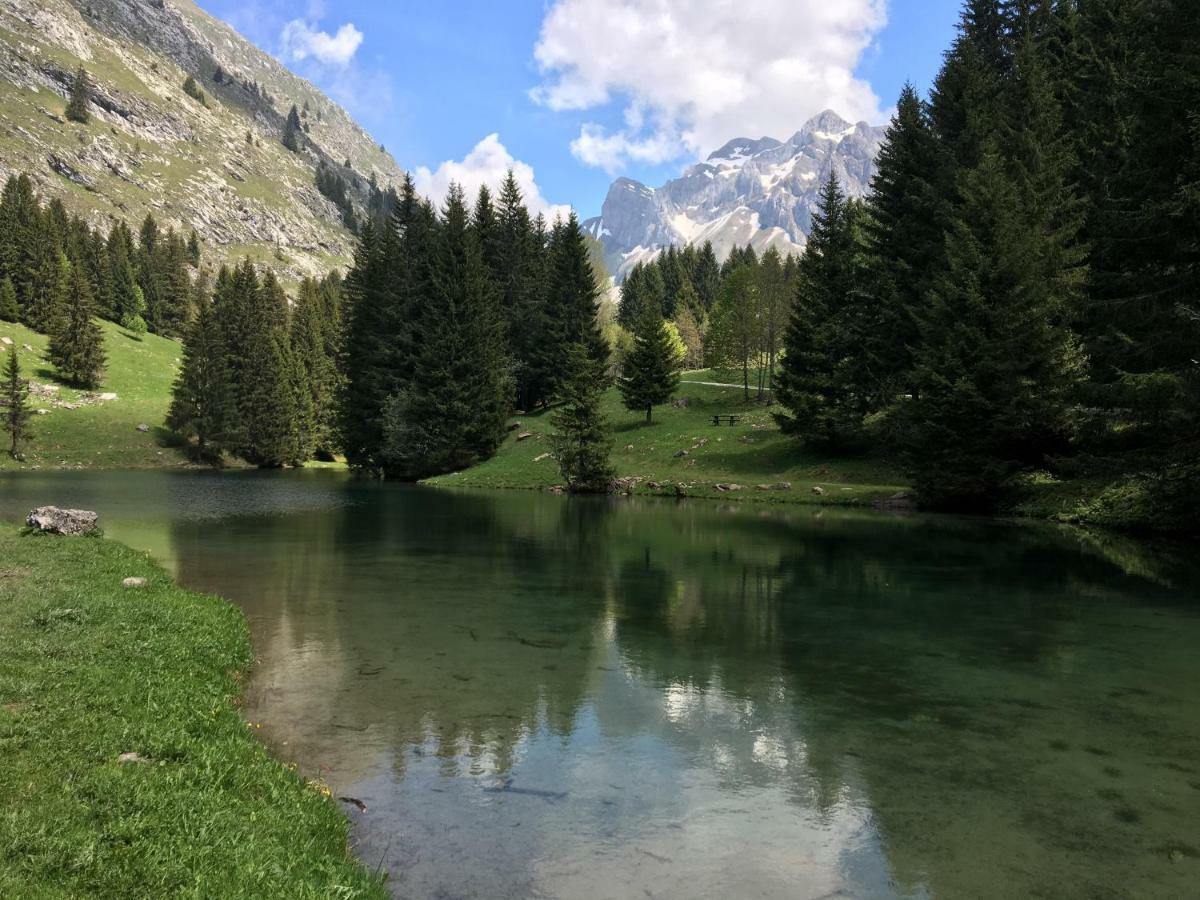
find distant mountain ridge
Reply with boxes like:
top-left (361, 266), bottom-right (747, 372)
top-left (583, 110), bottom-right (886, 279)
top-left (0, 0), bottom-right (404, 280)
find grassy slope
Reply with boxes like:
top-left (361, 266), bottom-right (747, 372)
top-left (428, 377), bottom-right (909, 505)
top-left (0, 529), bottom-right (385, 898)
top-left (0, 319), bottom-right (187, 471)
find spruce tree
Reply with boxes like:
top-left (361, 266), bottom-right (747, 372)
top-left (900, 146), bottom-right (1083, 510)
top-left (0, 276), bottom-right (17, 322)
top-left (548, 212), bottom-right (609, 386)
top-left (291, 278), bottom-right (339, 459)
top-left (694, 242), bottom-right (721, 312)
top-left (864, 83), bottom-right (946, 396)
top-left (619, 302), bottom-right (681, 424)
top-left (552, 342), bottom-right (614, 493)
top-left (1, 344), bottom-right (32, 460)
top-left (186, 229), bottom-right (202, 267)
top-left (282, 105), bottom-right (303, 152)
top-left (65, 66), bottom-right (91, 124)
top-left (774, 174), bottom-right (874, 445)
top-left (167, 294), bottom-right (232, 463)
top-left (379, 184), bottom-right (508, 478)
top-left (48, 266), bottom-right (106, 388)
top-left (24, 250), bottom-right (70, 335)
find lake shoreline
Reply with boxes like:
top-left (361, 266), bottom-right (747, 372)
top-left (0, 527), bottom-right (387, 898)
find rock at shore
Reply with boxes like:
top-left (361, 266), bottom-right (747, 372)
top-left (26, 507), bottom-right (99, 536)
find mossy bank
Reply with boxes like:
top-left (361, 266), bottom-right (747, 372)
top-left (0, 528), bottom-right (386, 898)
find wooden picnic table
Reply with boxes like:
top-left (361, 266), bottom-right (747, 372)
top-left (711, 414), bottom-right (742, 426)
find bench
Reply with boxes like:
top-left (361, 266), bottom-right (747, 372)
top-left (711, 414), bottom-right (742, 426)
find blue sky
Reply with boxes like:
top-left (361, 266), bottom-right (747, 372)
top-left (195, 0), bottom-right (962, 218)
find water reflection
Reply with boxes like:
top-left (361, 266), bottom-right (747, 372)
top-left (1, 472), bottom-right (1197, 898)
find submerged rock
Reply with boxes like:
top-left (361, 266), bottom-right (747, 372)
top-left (26, 507), bottom-right (99, 536)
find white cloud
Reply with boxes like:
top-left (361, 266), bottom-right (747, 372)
top-left (414, 134), bottom-right (572, 221)
top-left (531, 0), bottom-right (888, 170)
top-left (280, 19), bottom-right (364, 68)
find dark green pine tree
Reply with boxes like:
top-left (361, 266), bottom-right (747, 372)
top-left (340, 175), bottom-right (435, 471)
top-left (548, 211), bottom-right (609, 385)
top-left (0, 175), bottom-right (41, 310)
top-left (1, 344), bottom-right (33, 460)
top-left (380, 184), bottom-right (508, 478)
top-left (864, 82), bottom-right (946, 396)
top-left (693, 241), bottom-right (721, 313)
top-left (552, 342), bottom-right (615, 493)
top-left (619, 301), bottom-right (681, 423)
top-left (774, 174), bottom-right (872, 446)
top-left (495, 171), bottom-right (548, 411)
top-left (186, 229), bottom-right (202, 267)
top-left (24, 249), bottom-right (70, 334)
top-left (48, 265), bottom-right (106, 388)
top-left (900, 146), bottom-right (1084, 510)
top-left (108, 221), bottom-right (144, 325)
top-left (232, 268), bottom-right (307, 467)
top-left (65, 66), bottom-right (91, 124)
top-left (291, 277), bottom-right (340, 460)
top-left (167, 291), bottom-right (233, 463)
top-left (0, 276), bottom-right (18, 322)
top-left (282, 104), bottom-right (303, 153)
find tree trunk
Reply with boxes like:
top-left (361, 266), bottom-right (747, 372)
top-left (645, 406), bottom-right (652, 424)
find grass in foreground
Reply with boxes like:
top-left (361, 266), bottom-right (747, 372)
top-left (0, 529), bottom-right (385, 899)
top-left (427, 377), bottom-right (909, 505)
top-left (0, 319), bottom-right (188, 471)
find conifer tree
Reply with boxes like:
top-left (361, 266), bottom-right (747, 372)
top-left (900, 146), bottom-right (1083, 510)
top-left (865, 83), bottom-right (945, 395)
top-left (379, 184), bottom-right (508, 478)
top-left (0, 276), bottom-right (17, 322)
top-left (774, 174), bottom-right (876, 444)
top-left (48, 266), bottom-right (106, 388)
top-left (65, 66), bottom-right (91, 124)
top-left (167, 294), bottom-right (232, 463)
top-left (620, 302), bottom-right (682, 424)
top-left (282, 105), bottom-right (302, 153)
top-left (694, 242), bottom-right (721, 312)
top-left (291, 278), bottom-right (340, 460)
top-left (229, 268), bottom-right (306, 467)
top-left (187, 229), bottom-right (202, 267)
top-left (552, 342), bottom-right (614, 493)
top-left (1, 344), bottom-right (32, 460)
top-left (548, 212), bottom-right (609, 386)
top-left (24, 250), bottom-right (70, 334)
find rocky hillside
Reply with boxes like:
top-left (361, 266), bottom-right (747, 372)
top-left (584, 110), bottom-right (885, 279)
top-left (0, 0), bottom-right (403, 281)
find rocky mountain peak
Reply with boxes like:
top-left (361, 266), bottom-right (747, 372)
top-left (584, 111), bottom-right (886, 279)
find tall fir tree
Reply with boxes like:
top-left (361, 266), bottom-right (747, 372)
top-left (775, 174), bottom-right (875, 445)
top-left (24, 250), bottom-right (70, 335)
top-left (619, 302), bottom-right (681, 424)
top-left (48, 265), bottom-right (106, 388)
top-left (379, 184), bottom-right (508, 478)
top-left (864, 83), bottom-right (946, 395)
top-left (552, 342), bottom-right (614, 493)
top-left (65, 66), bottom-right (91, 124)
top-left (548, 212), bottom-right (609, 386)
top-left (167, 291), bottom-right (233, 463)
top-left (291, 277), bottom-right (340, 460)
top-left (1, 344), bottom-right (33, 460)
top-left (282, 104), bottom-right (303, 152)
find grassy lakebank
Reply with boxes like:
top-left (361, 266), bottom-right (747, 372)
top-left (0, 528), bottom-right (385, 898)
top-left (0, 319), bottom-right (189, 472)
top-left (426, 376), bottom-right (909, 505)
